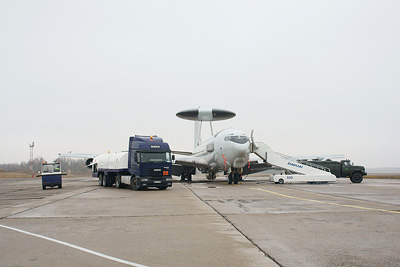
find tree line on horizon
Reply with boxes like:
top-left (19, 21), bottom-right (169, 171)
top-left (0, 157), bottom-right (91, 176)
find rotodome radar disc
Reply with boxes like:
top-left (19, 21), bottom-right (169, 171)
top-left (176, 107), bottom-right (236, 121)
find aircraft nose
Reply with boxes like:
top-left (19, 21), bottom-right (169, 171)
top-left (231, 142), bottom-right (250, 168)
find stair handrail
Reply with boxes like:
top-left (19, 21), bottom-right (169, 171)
top-left (297, 160), bottom-right (331, 172)
top-left (272, 151), bottom-right (330, 172)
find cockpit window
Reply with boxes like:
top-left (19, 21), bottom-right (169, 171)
top-left (224, 135), bottom-right (249, 144)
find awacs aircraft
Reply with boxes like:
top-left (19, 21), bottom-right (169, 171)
top-left (59, 107), bottom-right (340, 185)
top-left (171, 107), bottom-right (269, 184)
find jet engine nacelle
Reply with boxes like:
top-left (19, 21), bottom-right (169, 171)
top-left (85, 158), bottom-right (93, 168)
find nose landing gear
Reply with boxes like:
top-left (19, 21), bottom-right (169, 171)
top-left (228, 168), bottom-right (242, 184)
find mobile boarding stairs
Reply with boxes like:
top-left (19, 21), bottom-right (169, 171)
top-left (252, 142), bottom-right (336, 184)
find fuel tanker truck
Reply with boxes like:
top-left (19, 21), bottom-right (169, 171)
top-left (90, 135), bottom-right (173, 190)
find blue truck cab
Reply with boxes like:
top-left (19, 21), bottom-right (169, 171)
top-left (128, 135), bottom-right (172, 190)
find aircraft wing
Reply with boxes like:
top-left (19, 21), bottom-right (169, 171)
top-left (173, 155), bottom-right (209, 168)
top-left (58, 153), bottom-right (96, 159)
top-left (58, 153), bottom-right (96, 168)
top-left (242, 161), bottom-right (273, 175)
top-left (172, 151), bottom-right (193, 156)
top-left (171, 154), bottom-right (210, 177)
top-left (172, 151), bottom-right (208, 168)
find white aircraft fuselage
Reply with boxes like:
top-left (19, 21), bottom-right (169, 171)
top-left (174, 107), bottom-right (253, 183)
top-left (192, 128), bottom-right (251, 173)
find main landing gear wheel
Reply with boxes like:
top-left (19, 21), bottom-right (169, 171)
top-left (180, 174), bottom-right (192, 182)
top-left (228, 174), bottom-right (233, 184)
top-left (207, 173), bottom-right (216, 180)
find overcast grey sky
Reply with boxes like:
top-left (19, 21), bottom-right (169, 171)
top-left (1, 0), bottom-right (399, 168)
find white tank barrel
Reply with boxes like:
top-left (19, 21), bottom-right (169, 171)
top-left (93, 151), bottom-right (129, 170)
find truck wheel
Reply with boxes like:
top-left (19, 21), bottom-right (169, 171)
top-left (42, 185), bottom-right (46, 190)
top-left (278, 178), bottom-right (284, 184)
top-left (130, 177), bottom-right (139, 191)
top-left (158, 186), bottom-right (168, 190)
top-left (115, 174), bottom-right (122, 189)
top-left (58, 184), bottom-right (62, 189)
top-left (98, 174), bottom-right (104, 186)
top-left (350, 173), bottom-right (363, 183)
top-left (104, 175), bottom-right (110, 187)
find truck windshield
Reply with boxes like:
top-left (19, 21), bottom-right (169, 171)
top-left (42, 163), bottom-right (61, 173)
top-left (141, 152), bottom-right (171, 163)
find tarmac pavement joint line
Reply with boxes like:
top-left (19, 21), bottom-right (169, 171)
top-left (253, 188), bottom-right (400, 214)
top-left (183, 183), bottom-right (282, 267)
top-left (0, 224), bottom-right (149, 267)
top-left (2, 187), bottom-right (98, 219)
